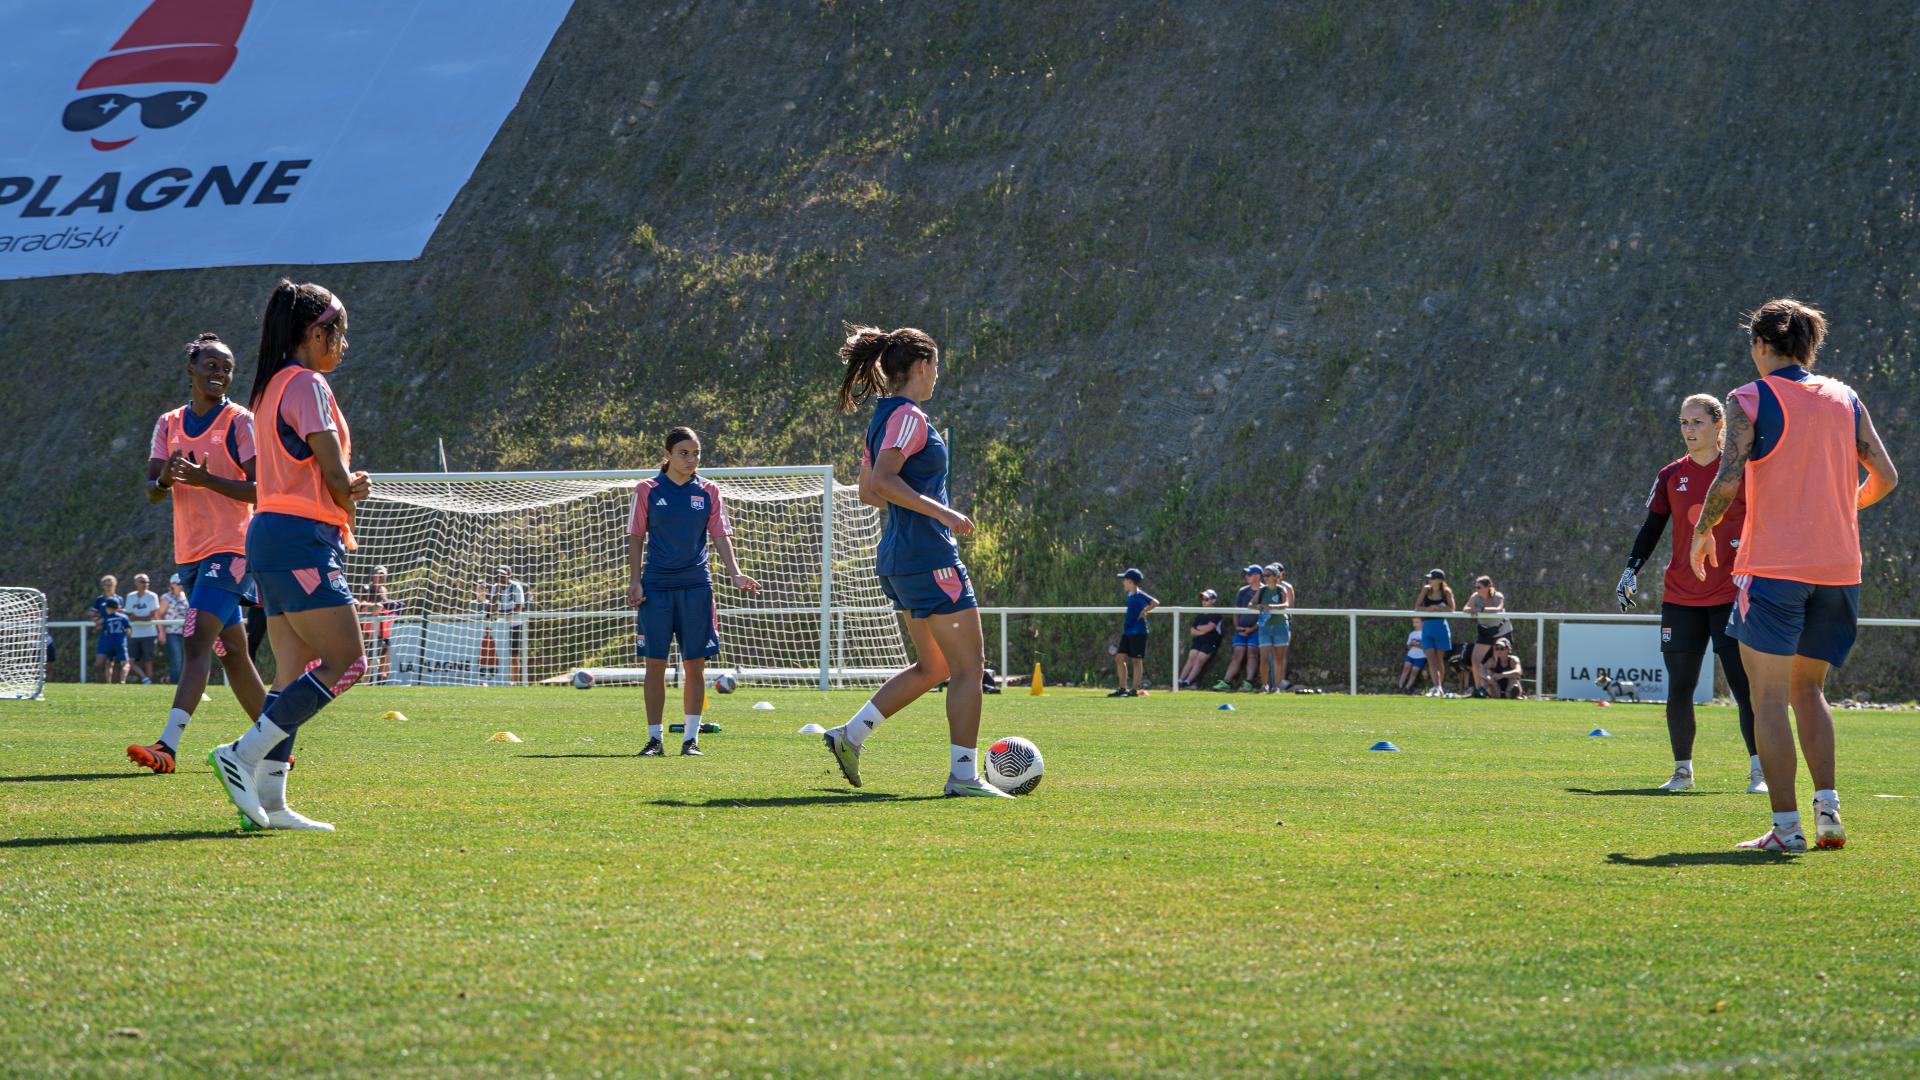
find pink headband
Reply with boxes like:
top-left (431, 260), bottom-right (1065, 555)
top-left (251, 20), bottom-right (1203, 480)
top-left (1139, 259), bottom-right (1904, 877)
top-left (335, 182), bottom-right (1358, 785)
top-left (308, 293), bottom-right (342, 330)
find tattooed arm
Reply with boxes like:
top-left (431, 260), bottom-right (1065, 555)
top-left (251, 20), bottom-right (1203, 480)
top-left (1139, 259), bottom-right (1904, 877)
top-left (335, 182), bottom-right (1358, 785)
top-left (1689, 394), bottom-right (1752, 580)
top-left (1856, 399), bottom-right (1899, 509)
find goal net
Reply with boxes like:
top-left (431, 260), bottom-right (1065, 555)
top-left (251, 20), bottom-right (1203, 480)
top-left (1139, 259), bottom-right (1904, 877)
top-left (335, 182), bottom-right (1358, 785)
top-left (348, 468), bottom-right (907, 688)
top-left (0, 587), bottom-right (47, 700)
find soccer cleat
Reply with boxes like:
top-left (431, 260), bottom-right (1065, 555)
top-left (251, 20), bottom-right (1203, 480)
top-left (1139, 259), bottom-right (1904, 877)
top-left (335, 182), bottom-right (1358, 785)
top-left (681, 740), bottom-right (703, 757)
top-left (1747, 764), bottom-right (1769, 795)
top-left (1657, 766), bottom-right (1695, 792)
top-left (1736, 828), bottom-right (1806, 853)
top-left (264, 807), bottom-right (335, 832)
top-left (639, 737), bottom-right (665, 757)
top-left (126, 742), bottom-right (176, 774)
top-left (1210, 680), bottom-right (1231, 692)
top-left (207, 744), bottom-right (268, 830)
top-left (1106, 688), bottom-right (1130, 698)
top-left (1814, 802), bottom-right (1846, 849)
top-left (943, 775), bottom-right (1016, 799)
top-left (822, 727), bottom-right (862, 788)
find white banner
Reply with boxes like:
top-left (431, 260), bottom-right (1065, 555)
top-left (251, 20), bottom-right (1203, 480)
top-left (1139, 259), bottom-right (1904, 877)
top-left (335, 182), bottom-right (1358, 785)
top-left (1556, 622), bottom-right (1713, 703)
top-left (0, 0), bottom-right (574, 280)
top-left (388, 618), bottom-right (523, 687)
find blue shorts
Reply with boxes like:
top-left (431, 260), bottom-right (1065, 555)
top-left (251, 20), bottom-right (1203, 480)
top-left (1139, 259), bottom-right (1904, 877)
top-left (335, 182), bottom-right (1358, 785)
top-left (1232, 628), bottom-right (1258, 649)
top-left (1728, 575), bottom-right (1860, 667)
top-left (1419, 618), bottom-right (1452, 652)
top-left (247, 513), bottom-right (354, 617)
top-left (880, 564), bottom-right (977, 619)
top-left (637, 583), bottom-right (720, 661)
top-left (96, 637), bottom-right (128, 660)
top-left (1258, 620), bottom-right (1291, 647)
top-left (1406, 655), bottom-right (1427, 670)
top-left (176, 552), bottom-right (259, 629)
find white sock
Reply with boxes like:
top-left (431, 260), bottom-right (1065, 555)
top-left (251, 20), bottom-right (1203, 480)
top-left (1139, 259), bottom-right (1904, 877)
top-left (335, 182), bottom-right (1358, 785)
top-left (1675, 759), bottom-right (1693, 773)
top-left (1815, 788), bottom-right (1838, 807)
top-left (950, 743), bottom-right (978, 782)
top-left (683, 715), bottom-right (700, 744)
top-left (648, 723), bottom-right (663, 741)
top-left (232, 715), bottom-right (292, 769)
top-left (1750, 754), bottom-right (1762, 771)
top-left (160, 707), bottom-right (191, 751)
top-left (1772, 810), bottom-right (1802, 834)
top-left (257, 761), bottom-right (290, 813)
top-left (843, 701), bottom-right (885, 748)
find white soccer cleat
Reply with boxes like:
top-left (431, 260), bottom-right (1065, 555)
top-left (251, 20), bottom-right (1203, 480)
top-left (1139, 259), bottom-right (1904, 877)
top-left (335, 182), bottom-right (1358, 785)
top-left (264, 807), bottom-right (335, 832)
top-left (207, 744), bottom-right (268, 829)
top-left (943, 775), bottom-right (1015, 799)
top-left (1814, 801), bottom-right (1846, 849)
top-left (1735, 828), bottom-right (1806, 853)
top-left (1746, 764), bottom-right (1769, 794)
top-left (1657, 766), bottom-right (1694, 792)
top-left (822, 727), bottom-right (862, 788)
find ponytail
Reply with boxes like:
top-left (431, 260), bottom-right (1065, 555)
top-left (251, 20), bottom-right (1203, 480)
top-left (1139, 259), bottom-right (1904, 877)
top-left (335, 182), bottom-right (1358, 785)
top-left (1745, 298), bottom-right (1827, 367)
top-left (249, 278), bottom-right (343, 409)
top-left (836, 323), bottom-right (937, 413)
top-left (661, 426), bottom-right (699, 469)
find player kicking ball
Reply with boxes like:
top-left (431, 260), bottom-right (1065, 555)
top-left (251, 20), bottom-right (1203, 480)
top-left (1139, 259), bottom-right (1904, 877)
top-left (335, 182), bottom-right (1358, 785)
top-left (627, 427), bottom-right (761, 757)
top-left (821, 325), bottom-right (1009, 798)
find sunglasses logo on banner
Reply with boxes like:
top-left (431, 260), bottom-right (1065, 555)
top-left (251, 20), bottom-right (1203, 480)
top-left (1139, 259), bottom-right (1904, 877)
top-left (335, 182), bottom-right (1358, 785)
top-left (62, 0), bottom-right (252, 152)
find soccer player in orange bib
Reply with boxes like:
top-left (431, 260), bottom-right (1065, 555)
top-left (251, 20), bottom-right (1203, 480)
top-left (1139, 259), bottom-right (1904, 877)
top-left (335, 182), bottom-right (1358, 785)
top-left (128, 333), bottom-right (269, 774)
top-left (1691, 300), bottom-right (1898, 852)
top-left (207, 281), bottom-right (371, 832)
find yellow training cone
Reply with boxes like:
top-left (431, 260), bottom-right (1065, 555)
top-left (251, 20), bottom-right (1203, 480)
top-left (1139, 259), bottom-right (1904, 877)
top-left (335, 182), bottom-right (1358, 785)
top-left (487, 731), bottom-right (522, 744)
top-left (1029, 663), bottom-right (1045, 697)
top-left (380, 710), bottom-right (409, 722)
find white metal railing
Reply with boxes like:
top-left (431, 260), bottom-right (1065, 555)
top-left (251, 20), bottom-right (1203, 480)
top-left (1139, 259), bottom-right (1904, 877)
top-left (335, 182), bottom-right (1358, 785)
top-left (47, 606), bottom-right (1920, 692)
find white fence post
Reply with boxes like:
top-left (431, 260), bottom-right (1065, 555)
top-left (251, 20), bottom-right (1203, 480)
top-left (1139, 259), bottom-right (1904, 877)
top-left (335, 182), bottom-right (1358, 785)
top-left (818, 468), bottom-right (833, 691)
top-left (1536, 616), bottom-right (1546, 695)
top-left (999, 612), bottom-right (1009, 687)
top-left (1348, 613), bottom-right (1359, 695)
top-left (1170, 610), bottom-right (1181, 693)
top-left (78, 624), bottom-right (88, 683)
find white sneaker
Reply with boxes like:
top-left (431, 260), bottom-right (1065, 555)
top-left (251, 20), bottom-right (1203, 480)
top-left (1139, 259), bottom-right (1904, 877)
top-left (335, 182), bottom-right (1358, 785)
top-left (1814, 801), bottom-right (1846, 849)
top-left (1747, 765), bottom-right (1769, 794)
top-left (1657, 766), bottom-right (1694, 792)
top-left (264, 807), bottom-right (334, 831)
top-left (943, 775), bottom-right (1015, 799)
top-left (1736, 827), bottom-right (1806, 852)
top-left (207, 744), bottom-right (267, 829)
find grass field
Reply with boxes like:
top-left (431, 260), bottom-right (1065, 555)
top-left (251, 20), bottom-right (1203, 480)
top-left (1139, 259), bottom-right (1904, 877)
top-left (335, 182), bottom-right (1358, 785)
top-left (3, 686), bottom-right (1918, 1079)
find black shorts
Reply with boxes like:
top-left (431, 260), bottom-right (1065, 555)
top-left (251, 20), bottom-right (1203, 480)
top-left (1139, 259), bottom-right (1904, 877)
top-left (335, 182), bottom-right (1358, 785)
top-left (129, 638), bottom-right (157, 663)
top-left (1474, 624), bottom-right (1509, 647)
top-left (1661, 601), bottom-right (1737, 656)
top-left (1193, 634), bottom-right (1222, 657)
top-left (1118, 632), bottom-right (1148, 658)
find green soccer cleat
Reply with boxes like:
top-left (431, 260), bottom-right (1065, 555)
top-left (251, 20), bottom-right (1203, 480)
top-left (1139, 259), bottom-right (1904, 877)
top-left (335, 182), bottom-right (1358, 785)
top-left (822, 727), bottom-right (861, 787)
top-left (943, 775), bottom-right (1015, 799)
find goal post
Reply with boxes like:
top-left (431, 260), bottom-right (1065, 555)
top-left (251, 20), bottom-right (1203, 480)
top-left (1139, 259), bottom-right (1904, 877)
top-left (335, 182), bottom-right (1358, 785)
top-left (351, 467), bottom-right (906, 688)
top-left (0, 587), bottom-right (48, 701)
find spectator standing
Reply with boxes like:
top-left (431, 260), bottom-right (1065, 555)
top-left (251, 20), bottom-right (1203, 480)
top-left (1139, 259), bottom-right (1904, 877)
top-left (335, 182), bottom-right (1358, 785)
top-left (1257, 562), bottom-right (1295, 692)
top-left (160, 574), bottom-right (188, 684)
top-left (1413, 570), bottom-right (1455, 697)
top-left (484, 565), bottom-right (528, 685)
top-left (90, 574), bottom-right (123, 684)
top-left (1220, 565), bottom-right (1265, 691)
top-left (124, 573), bottom-right (162, 684)
top-left (360, 565), bottom-right (396, 684)
top-left (1179, 589), bottom-right (1225, 689)
top-left (1464, 575), bottom-right (1512, 698)
top-left (1108, 568), bottom-right (1156, 697)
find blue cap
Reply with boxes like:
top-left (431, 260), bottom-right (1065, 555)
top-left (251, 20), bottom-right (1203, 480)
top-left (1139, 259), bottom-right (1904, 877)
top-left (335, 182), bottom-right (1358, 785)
top-left (1243, 564), bottom-right (1264, 575)
top-left (1115, 568), bottom-right (1143, 583)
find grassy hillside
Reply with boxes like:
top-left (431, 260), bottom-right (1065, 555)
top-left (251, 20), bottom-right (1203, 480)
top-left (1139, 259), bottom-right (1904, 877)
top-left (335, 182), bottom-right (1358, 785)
top-left (3, 1), bottom-right (1917, 691)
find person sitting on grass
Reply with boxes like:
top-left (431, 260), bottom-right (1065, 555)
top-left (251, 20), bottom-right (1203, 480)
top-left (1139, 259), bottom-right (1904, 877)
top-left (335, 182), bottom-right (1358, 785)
top-left (1109, 568), bottom-right (1157, 697)
top-left (1485, 638), bottom-right (1525, 699)
top-left (1397, 618), bottom-right (1427, 692)
top-left (1179, 588), bottom-right (1225, 689)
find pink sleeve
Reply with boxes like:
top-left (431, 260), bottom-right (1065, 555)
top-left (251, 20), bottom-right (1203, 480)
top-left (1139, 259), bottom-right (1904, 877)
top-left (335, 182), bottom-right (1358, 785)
top-left (629, 480), bottom-right (656, 536)
top-left (704, 481), bottom-right (733, 539)
top-left (1731, 384), bottom-right (1759, 422)
top-left (231, 409), bottom-right (256, 462)
top-left (879, 405), bottom-right (929, 458)
top-left (149, 413), bottom-right (171, 460)
top-left (278, 370), bottom-right (338, 440)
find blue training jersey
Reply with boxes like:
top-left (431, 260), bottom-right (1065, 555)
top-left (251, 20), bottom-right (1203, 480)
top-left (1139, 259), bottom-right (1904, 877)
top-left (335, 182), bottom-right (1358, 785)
top-left (629, 471), bottom-right (733, 589)
top-left (1123, 591), bottom-right (1156, 636)
top-left (865, 397), bottom-right (959, 576)
top-left (99, 613), bottom-right (130, 643)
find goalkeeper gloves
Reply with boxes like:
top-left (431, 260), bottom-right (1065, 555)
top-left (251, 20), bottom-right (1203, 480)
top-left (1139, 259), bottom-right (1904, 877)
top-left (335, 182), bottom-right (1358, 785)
top-left (1616, 563), bottom-right (1640, 611)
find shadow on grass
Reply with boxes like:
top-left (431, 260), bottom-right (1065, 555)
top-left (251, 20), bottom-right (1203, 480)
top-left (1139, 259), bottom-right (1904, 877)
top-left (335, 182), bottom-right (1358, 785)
top-left (518, 753), bottom-right (638, 760)
top-left (0, 829), bottom-right (256, 849)
top-left (0, 772), bottom-right (150, 784)
top-left (1565, 787), bottom-right (1726, 797)
top-left (648, 789), bottom-right (946, 808)
top-left (1606, 851), bottom-right (1796, 867)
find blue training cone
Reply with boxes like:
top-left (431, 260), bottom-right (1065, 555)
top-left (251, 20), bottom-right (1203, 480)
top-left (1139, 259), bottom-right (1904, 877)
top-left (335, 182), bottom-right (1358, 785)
top-left (1589, 728), bottom-right (1613, 737)
top-left (1368, 740), bottom-right (1401, 752)
top-left (1217, 703), bottom-right (1236, 711)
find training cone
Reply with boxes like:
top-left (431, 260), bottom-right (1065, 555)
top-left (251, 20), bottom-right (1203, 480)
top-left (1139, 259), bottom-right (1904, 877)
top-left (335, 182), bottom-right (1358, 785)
top-left (752, 701), bottom-right (775, 711)
top-left (487, 731), bottom-right (522, 744)
top-left (1029, 663), bottom-right (1045, 696)
top-left (1589, 728), bottom-right (1612, 738)
top-left (379, 710), bottom-right (409, 722)
top-left (1368, 740), bottom-right (1402, 752)
top-left (1217, 703), bottom-right (1235, 711)
top-left (1593, 700), bottom-right (1613, 708)
top-left (200, 692), bottom-right (211, 704)
top-left (798, 723), bottom-right (826, 734)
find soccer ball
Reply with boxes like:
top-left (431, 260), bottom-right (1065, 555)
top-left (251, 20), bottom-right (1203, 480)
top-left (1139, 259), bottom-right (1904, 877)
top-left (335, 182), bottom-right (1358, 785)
top-left (570, 670), bottom-right (595, 690)
top-left (984, 736), bottom-right (1044, 795)
top-left (712, 673), bottom-right (738, 695)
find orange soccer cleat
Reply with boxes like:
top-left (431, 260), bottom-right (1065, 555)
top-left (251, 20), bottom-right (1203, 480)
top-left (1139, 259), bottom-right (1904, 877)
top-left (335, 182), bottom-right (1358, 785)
top-left (126, 742), bottom-right (176, 774)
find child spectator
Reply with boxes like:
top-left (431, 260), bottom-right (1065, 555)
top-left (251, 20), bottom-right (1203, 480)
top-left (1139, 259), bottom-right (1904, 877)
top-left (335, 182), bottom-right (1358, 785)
top-left (1179, 589), bottom-right (1224, 689)
top-left (1486, 638), bottom-right (1525, 699)
top-left (98, 598), bottom-right (131, 684)
top-left (1220, 565), bottom-right (1265, 691)
top-left (1109, 568), bottom-right (1157, 697)
top-left (90, 574), bottom-right (123, 685)
top-left (1397, 618), bottom-right (1427, 692)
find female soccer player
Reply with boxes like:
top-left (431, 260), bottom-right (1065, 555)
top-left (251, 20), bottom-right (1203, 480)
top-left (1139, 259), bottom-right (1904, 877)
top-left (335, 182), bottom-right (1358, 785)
top-left (126, 332), bottom-right (268, 774)
top-left (1413, 570), bottom-right (1454, 696)
top-left (627, 427), bottom-right (762, 756)
top-left (821, 325), bottom-right (1009, 797)
top-left (207, 280), bottom-right (372, 832)
top-left (1616, 393), bottom-right (1760, 794)
top-left (1692, 299), bottom-right (1898, 851)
